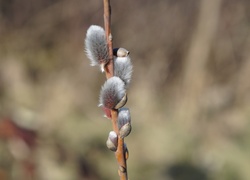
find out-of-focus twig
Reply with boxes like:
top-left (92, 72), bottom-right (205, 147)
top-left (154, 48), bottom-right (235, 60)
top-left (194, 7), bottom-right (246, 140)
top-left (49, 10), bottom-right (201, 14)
top-left (175, 0), bottom-right (222, 126)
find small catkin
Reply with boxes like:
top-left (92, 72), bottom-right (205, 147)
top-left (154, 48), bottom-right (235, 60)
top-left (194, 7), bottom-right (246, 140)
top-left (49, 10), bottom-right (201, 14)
top-left (118, 108), bottom-right (132, 138)
top-left (114, 48), bottom-right (133, 88)
top-left (118, 108), bottom-right (131, 129)
top-left (106, 131), bottom-right (118, 151)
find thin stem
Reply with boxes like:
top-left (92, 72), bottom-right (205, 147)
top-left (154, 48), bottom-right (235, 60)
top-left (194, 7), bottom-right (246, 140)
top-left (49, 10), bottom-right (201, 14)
top-left (103, 0), bottom-right (128, 179)
top-left (103, 0), bottom-right (114, 79)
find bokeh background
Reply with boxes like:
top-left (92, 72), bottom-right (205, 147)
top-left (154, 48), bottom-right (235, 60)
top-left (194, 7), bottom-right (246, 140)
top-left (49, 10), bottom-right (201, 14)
top-left (0, 0), bottom-right (250, 179)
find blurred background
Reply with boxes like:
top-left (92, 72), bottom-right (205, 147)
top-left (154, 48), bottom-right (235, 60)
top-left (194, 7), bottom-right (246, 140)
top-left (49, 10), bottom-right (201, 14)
top-left (0, 0), bottom-right (250, 179)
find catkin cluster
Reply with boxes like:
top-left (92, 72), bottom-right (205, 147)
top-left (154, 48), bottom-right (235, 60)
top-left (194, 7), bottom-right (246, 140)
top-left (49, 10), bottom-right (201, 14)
top-left (85, 25), bottom-right (133, 152)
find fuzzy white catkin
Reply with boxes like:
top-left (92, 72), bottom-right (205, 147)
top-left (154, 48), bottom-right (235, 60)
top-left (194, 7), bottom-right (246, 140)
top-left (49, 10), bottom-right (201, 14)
top-left (85, 25), bottom-right (109, 70)
top-left (99, 77), bottom-right (126, 109)
top-left (114, 55), bottom-right (133, 88)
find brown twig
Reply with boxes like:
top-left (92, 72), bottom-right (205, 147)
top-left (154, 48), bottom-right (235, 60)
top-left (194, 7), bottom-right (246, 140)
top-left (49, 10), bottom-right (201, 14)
top-left (103, 0), bottom-right (128, 179)
top-left (103, 0), bottom-right (113, 79)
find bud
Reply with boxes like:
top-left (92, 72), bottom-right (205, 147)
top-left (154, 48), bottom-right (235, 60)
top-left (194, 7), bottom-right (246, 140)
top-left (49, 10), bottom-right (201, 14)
top-left (118, 108), bottom-right (132, 138)
top-left (99, 77), bottom-right (126, 109)
top-left (123, 143), bottom-right (129, 160)
top-left (106, 131), bottom-right (118, 151)
top-left (113, 48), bottom-right (133, 88)
top-left (85, 25), bottom-right (109, 72)
top-left (113, 48), bottom-right (130, 57)
top-left (119, 165), bottom-right (126, 173)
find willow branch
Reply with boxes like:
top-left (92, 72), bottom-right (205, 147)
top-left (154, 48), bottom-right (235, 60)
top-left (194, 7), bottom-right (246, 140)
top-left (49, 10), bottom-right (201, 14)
top-left (103, 0), bottom-right (114, 79)
top-left (103, 0), bottom-right (128, 180)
